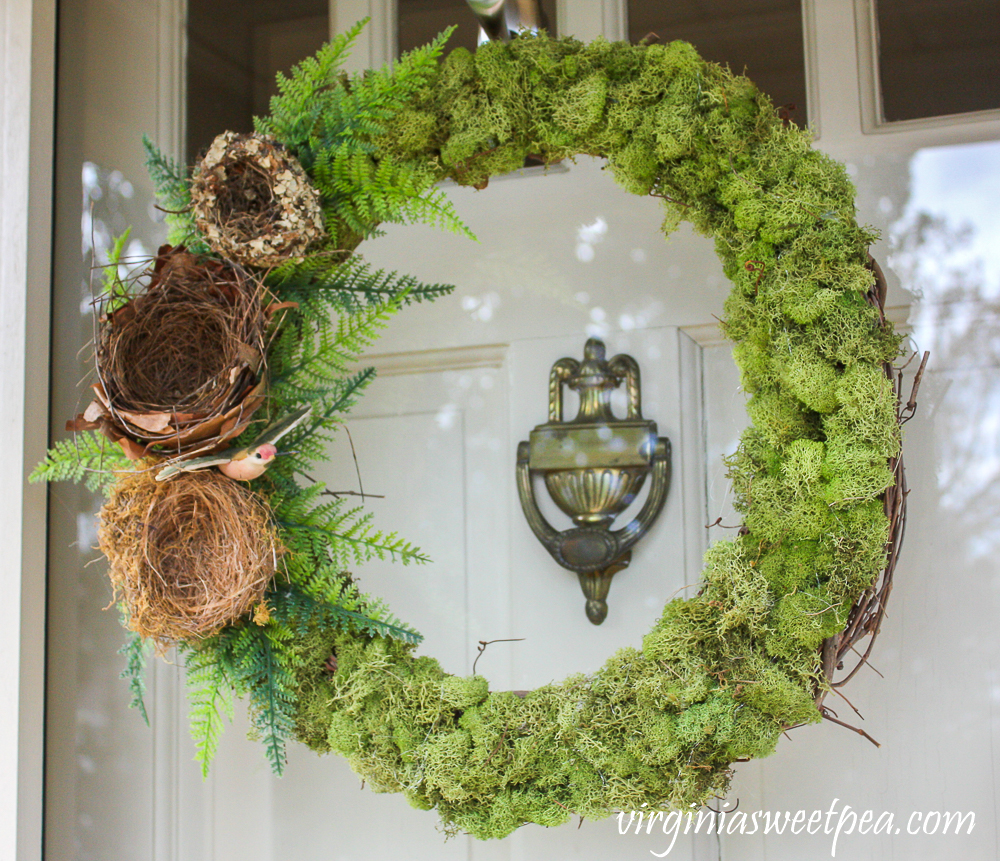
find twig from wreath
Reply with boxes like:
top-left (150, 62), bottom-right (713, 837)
top-left (812, 258), bottom-right (929, 724)
top-left (472, 638), bottom-right (526, 675)
top-left (299, 471), bottom-right (385, 500)
top-left (820, 706), bottom-right (882, 748)
top-left (705, 516), bottom-right (742, 530)
top-left (484, 729), bottom-right (510, 765)
top-left (343, 426), bottom-right (371, 503)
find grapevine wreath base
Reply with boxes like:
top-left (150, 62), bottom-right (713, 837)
top-left (35, 25), bottom-right (928, 840)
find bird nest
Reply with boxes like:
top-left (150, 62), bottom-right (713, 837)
top-left (191, 131), bottom-right (325, 268)
top-left (71, 245), bottom-right (268, 460)
top-left (99, 468), bottom-right (279, 646)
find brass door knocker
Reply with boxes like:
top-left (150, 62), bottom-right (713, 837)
top-left (516, 338), bottom-right (671, 624)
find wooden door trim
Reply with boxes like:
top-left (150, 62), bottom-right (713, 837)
top-left (363, 343), bottom-right (509, 376)
top-left (0, 1), bottom-right (56, 859)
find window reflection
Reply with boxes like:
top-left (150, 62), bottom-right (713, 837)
top-left (187, 0), bottom-right (329, 160)
top-left (876, 0), bottom-right (1000, 122)
top-left (626, 0), bottom-right (808, 123)
top-left (891, 141), bottom-right (1000, 301)
top-left (890, 141), bottom-right (1000, 547)
top-left (398, 0), bottom-right (558, 56)
top-left (80, 162), bottom-right (155, 313)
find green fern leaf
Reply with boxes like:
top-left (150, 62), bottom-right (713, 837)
top-left (142, 135), bottom-right (206, 250)
top-left (185, 646), bottom-right (235, 777)
top-left (118, 628), bottom-right (151, 726)
top-left (31, 431), bottom-right (134, 494)
top-left (228, 625), bottom-right (297, 776)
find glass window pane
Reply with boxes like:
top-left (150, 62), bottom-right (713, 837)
top-left (876, 0), bottom-right (1000, 122)
top-left (626, 0), bottom-right (808, 124)
top-left (398, 0), bottom-right (558, 57)
top-left (187, 0), bottom-right (330, 161)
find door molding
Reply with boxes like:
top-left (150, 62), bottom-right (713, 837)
top-left (363, 343), bottom-right (508, 376)
top-left (157, 0), bottom-right (187, 159)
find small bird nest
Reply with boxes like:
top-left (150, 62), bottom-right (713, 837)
top-left (70, 245), bottom-right (268, 460)
top-left (191, 131), bottom-right (325, 268)
top-left (99, 468), bottom-right (279, 646)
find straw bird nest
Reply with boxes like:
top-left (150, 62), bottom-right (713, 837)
top-left (71, 245), bottom-right (268, 460)
top-left (191, 132), bottom-right (325, 268)
top-left (99, 468), bottom-right (279, 645)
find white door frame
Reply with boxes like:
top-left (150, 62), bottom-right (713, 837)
top-left (0, 1), bottom-right (56, 860)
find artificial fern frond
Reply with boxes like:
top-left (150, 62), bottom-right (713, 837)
top-left (119, 628), bottom-right (151, 726)
top-left (270, 580), bottom-right (423, 646)
top-left (333, 605), bottom-right (423, 645)
top-left (31, 431), bottom-right (135, 494)
top-left (228, 625), bottom-right (297, 776)
top-left (267, 253), bottom-right (454, 315)
top-left (141, 134), bottom-right (206, 250)
top-left (255, 19), bottom-right (370, 169)
top-left (263, 477), bottom-right (428, 646)
top-left (256, 23), bottom-right (470, 240)
top-left (184, 646), bottom-right (235, 776)
top-left (276, 512), bottom-right (431, 568)
top-left (313, 148), bottom-right (473, 240)
top-left (142, 134), bottom-right (189, 209)
top-left (265, 298), bottom-right (399, 463)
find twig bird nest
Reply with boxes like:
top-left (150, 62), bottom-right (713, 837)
top-left (99, 468), bottom-right (279, 645)
top-left (191, 131), bottom-right (325, 268)
top-left (71, 245), bottom-right (268, 460)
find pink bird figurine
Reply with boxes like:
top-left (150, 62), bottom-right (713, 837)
top-left (155, 405), bottom-right (312, 482)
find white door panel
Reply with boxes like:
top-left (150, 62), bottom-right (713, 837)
top-left (312, 366), bottom-right (509, 677)
top-left (506, 328), bottom-right (693, 687)
top-left (256, 331), bottom-right (710, 856)
top-left (352, 157), bottom-right (731, 355)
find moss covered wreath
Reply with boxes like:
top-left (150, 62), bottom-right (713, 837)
top-left (35, 23), bottom-right (923, 840)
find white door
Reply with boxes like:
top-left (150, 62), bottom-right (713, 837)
top-left (45, 1), bottom-right (1000, 860)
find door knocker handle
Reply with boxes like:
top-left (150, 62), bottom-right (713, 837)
top-left (516, 338), bottom-right (671, 624)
